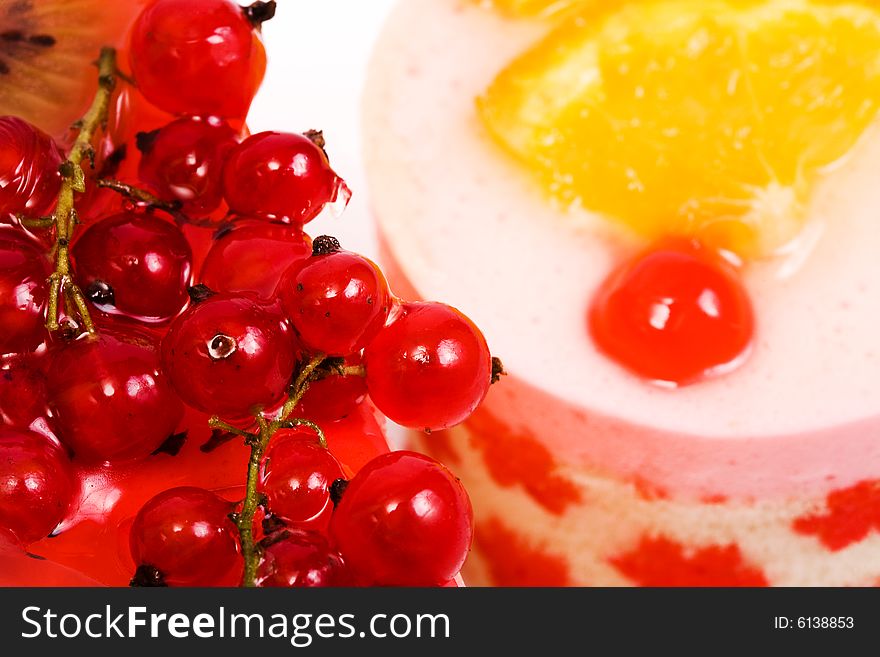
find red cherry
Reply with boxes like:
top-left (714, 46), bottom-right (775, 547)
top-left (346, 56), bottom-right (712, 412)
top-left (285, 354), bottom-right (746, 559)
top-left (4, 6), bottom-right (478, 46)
top-left (130, 486), bottom-right (242, 586)
top-left (0, 429), bottom-right (76, 545)
top-left (276, 241), bottom-right (392, 356)
top-left (161, 295), bottom-right (299, 418)
top-left (364, 302), bottom-right (492, 430)
top-left (200, 221), bottom-right (312, 299)
top-left (295, 355), bottom-right (367, 424)
top-left (0, 354), bottom-right (50, 433)
top-left (0, 116), bottom-right (63, 219)
top-left (330, 451), bottom-right (473, 586)
top-left (0, 227), bottom-right (51, 355)
top-left (259, 431), bottom-right (344, 529)
top-left (137, 116), bottom-right (239, 215)
top-left (257, 530), bottom-right (351, 587)
top-left (129, 0), bottom-right (267, 119)
top-left (71, 211), bottom-right (193, 323)
top-left (222, 132), bottom-right (346, 224)
top-left (589, 239), bottom-right (755, 385)
top-left (46, 329), bottom-right (185, 462)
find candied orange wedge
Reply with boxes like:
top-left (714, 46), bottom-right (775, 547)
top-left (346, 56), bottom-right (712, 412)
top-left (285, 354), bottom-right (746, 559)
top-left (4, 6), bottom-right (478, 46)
top-left (478, 0), bottom-right (880, 257)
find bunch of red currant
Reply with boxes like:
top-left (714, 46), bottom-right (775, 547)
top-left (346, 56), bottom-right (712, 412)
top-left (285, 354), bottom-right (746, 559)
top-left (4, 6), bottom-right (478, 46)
top-left (0, 0), bottom-right (497, 587)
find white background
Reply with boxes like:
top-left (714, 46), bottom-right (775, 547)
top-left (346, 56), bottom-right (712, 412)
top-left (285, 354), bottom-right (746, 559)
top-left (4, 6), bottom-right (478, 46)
top-left (248, 0), bottom-right (398, 262)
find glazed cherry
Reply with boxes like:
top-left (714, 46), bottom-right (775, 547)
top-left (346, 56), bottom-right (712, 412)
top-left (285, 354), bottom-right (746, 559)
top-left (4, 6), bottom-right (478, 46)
top-left (295, 355), bottom-right (367, 424)
top-left (0, 116), bottom-right (63, 218)
top-left (589, 239), bottom-right (754, 385)
top-left (0, 354), bottom-right (50, 432)
top-left (330, 451), bottom-right (473, 586)
top-left (161, 294), bottom-right (299, 418)
top-left (364, 301), bottom-right (492, 430)
top-left (201, 221), bottom-right (311, 299)
top-left (0, 228), bottom-right (51, 355)
top-left (130, 487), bottom-right (242, 587)
top-left (138, 116), bottom-right (239, 215)
top-left (222, 132), bottom-right (347, 224)
top-left (71, 212), bottom-right (193, 323)
top-left (259, 431), bottom-right (345, 529)
top-left (0, 429), bottom-right (76, 545)
top-left (46, 329), bottom-right (184, 462)
top-left (129, 0), bottom-right (267, 119)
top-left (276, 239), bottom-right (392, 356)
top-left (257, 530), bottom-right (351, 587)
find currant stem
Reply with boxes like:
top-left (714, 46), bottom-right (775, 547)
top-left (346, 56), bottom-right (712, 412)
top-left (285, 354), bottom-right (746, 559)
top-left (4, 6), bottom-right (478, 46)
top-left (235, 353), bottom-right (327, 587)
top-left (46, 47), bottom-right (117, 335)
top-left (97, 177), bottom-right (219, 229)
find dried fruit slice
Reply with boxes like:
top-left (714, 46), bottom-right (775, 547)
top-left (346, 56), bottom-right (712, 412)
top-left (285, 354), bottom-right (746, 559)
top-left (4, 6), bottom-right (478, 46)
top-left (478, 0), bottom-right (880, 257)
top-left (0, 0), bottom-right (142, 137)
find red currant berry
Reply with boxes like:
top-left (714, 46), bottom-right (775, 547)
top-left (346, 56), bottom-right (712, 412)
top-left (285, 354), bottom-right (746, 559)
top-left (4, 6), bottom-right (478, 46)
top-left (222, 132), bottom-right (346, 224)
top-left (200, 221), bottom-right (311, 299)
top-left (0, 228), bottom-right (51, 355)
top-left (259, 431), bottom-right (344, 529)
top-left (295, 356), bottom-right (367, 424)
top-left (0, 354), bottom-right (49, 432)
top-left (130, 487), bottom-right (242, 587)
top-left (46, 329), bottom-right (185, 462)
top-left (137, 116), bottom-right (239, 215)
top-left (161, 294), bottom-right (299, 418)
top-left (0, 116), bottom-right (63, 218)
top-left (330, 451), bottom-right (473, 586)
top-left (129, 0), bottom-right (267, 119)
top-left (589, 239), bottom-right (754, 385)
top-left (364, 302), bottom-right (492, 430)
top-left (257, 530), bottom-right (351, 587)
top-left (276, 240), bottom-right (392, 356)
top-left (0, 429), bottom-right (76, 544)
top-left (71, 212), bottom-right (193, 323)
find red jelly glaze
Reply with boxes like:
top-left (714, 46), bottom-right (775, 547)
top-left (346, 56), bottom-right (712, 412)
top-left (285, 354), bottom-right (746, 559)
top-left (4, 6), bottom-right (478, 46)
top-left (46, 329), bottom-right (185, 463)
top-left (611, 535), bottom-right (769, 586)
top-left (476, 517), bottom-right (570, 586)
top-left (71, 211), bottom-right (193, 322)
top-left (200, 221), bottom-right (312, 299)
top-left (0, 116), bottom-right (63, 218)
top-left (792, 480), bottom-right (880, 551)
top-left (589, 238), bottom-right (754, 385)
top-left (138, 116), bottom-right (239, 215)
top-left (129, 0), bottom-right (266, 119)
top-left (222, 132), bottom-right (344, 224)
top-left (0, 228), bottom-right (52, 355)
top-left (0, 429), bottom-right (76, 544)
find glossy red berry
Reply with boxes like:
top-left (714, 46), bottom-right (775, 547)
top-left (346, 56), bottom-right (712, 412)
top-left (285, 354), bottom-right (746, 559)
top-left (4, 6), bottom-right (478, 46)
top-left (295, 356), bottom-right (367, 424)
top-left (277, 241), bottom-right (392, 356)
top-left (0, 116), bottom-right (63, 218)
top-left (200, 221), bottom-right (311, 299)
top-left (71, 212), bottom-right (193, 323)
top-left (0, 429), bottom-right (76, 544)
top-left (330, 451), bottom-right (473, 586)
top-left (259, 431), bottom-right (344, 529)
top-left (364, 302), bottom-right (492, 430)
top-left (589, 239), bottom-right (754, 385)
top-left (137, 116), bottom-right (239, 215)
top-left (0, 228), bottom-right (51, 355)
top-left (257, 530), bottom-right (350, 587)
top-left (129, 0), bottom-right (267, 119)
top-left (0, 354), bottom-right (50, 432)
top-left (46, 329), bottom-right (185, 462)
top-left (130, 487), bottom-right (242, 587)
top-left (222, 132), bottom-right (347, 224)
top-left (161, 294), bottom-right (299, 417)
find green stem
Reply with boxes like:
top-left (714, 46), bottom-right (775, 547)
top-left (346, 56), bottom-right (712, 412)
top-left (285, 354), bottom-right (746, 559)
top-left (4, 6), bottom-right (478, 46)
top-left (46, 47), bottom-right (117, 335)
top-left (235, 353), bottom-right (327, 587)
